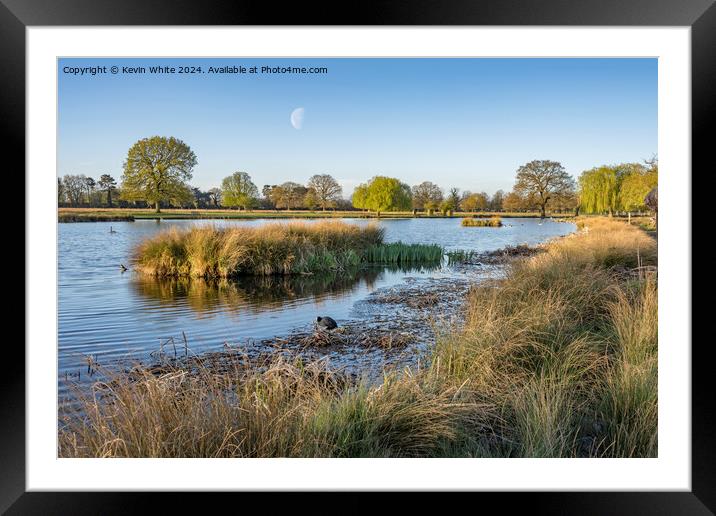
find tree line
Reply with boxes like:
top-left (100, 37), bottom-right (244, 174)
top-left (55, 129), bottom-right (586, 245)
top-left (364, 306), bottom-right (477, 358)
top-left (57, 136), bottom-right (657, 217)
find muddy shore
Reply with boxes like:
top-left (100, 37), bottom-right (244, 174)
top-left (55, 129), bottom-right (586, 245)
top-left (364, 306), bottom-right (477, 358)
top-left (113, 244), bottom-right (546, 383)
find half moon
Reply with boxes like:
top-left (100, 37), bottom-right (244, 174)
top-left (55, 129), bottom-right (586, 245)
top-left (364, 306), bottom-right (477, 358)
top-left (290, 107), bottom-right (305, 130)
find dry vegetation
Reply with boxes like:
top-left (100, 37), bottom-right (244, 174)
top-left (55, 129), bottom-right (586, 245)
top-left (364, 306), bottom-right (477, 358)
top-left (134, 221), bottom-right (381, 277)
top-left (462, 216), bottom-right (503, 227)
top-left (133, 221), bottom-right (445, 277)
top-left (60, 217), bottom-right (657, 458)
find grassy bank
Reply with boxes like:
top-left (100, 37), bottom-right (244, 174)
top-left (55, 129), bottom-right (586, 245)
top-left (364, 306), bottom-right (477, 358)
top-left (58, 213), bottom-right (135, 222)
top-left (60, 217), bottom-right (657, 458)
top-left (58, 207), bottom-right (575, 221)
top-left (134, 221), bottom-right (443, 277)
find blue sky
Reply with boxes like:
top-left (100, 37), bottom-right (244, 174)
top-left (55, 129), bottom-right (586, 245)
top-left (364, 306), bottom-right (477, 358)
top-left (58, 58), bottom-right (657, 197)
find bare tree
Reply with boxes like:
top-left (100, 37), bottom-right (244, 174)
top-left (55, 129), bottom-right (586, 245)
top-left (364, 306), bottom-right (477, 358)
top-left (411, 181), bottom-right (443, 211)
top-left (514, 160), bottom-right (575, 218)
top-left (57, 178), bottom-right (65, 204)
top-left (307, 174), bottom-right (343, 210)
top-left (272, 182), bottom-right (307, 210)
top-left (62, 174), bottom-right (87, 207)
top-left (84, 176), bottom-right (97, 206)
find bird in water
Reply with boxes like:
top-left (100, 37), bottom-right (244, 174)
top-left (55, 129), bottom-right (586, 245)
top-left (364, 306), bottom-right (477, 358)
top-left (316, 316), bottom-right (338, 331)
top-left (109, 226), bottom-right (117, 233)
top-left (120, 264), bottom-right (128, 272)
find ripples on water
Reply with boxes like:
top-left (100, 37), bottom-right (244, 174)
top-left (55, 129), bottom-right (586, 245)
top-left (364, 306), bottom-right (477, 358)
top-left (58, 217), bottom-right (575, 398)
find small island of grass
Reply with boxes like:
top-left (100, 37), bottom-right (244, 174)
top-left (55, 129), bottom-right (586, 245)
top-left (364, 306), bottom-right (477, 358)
top-left (134, 221), bottom-right (444, 278)
top-left (462, 216), bottom-right (503, 227)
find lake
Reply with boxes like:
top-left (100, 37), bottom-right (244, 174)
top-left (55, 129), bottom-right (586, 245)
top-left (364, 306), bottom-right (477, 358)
top-left (58, 217), bottom-right (575, 398)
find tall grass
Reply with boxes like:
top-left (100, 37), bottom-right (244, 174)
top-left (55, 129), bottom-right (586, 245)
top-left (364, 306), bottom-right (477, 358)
top-left (363, 242), bottom-right (444, 265)
top-left (134, 221), bottom-right (385, 278)
top-left (134, 221), bottom-right (446, 277)
top-left (61, 217), bottom-right (657, 458)
top-left (462, 216), bottom-right (502, 227)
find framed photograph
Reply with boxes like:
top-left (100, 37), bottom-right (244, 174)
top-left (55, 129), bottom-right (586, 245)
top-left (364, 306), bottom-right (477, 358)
top-left (7, 0), bottom-right (711, 510)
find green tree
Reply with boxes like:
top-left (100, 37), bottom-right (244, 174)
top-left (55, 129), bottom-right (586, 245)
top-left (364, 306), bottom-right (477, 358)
top-left (98, 174), bottom-right (117, 207)
top-left (356, 176), bottom-right (412, 213)
top-left (446, 188), bottom-right (461, 212)
top-left (221, 171), bottom-right (259, 210)
top-left (514, 160), bottom-right (575, 218)
top-left (411, 181), bottom-right (443, 210)
top-left (120, 136), bottom-right (197, 213)
top-left (84, 177), bottom-right (96, 206)
top-left (618, 163), bottom-right (658, 214)
top-left (351, 184), bottom-right (369, 211)
top-left (303, 188), bottom-right (320, 210)
top-left (578, 165), bottom-right (623, 215)
top-left (307, 174), bottom-right (343, 210)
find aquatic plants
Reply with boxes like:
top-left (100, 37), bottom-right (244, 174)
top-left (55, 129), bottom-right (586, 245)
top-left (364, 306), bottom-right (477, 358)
top-left (363, 242), bottom-right (444, 265)
top-left (446, 250), bottom-right (481, 264)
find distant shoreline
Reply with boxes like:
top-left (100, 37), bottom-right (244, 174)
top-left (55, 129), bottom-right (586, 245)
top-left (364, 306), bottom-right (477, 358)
top-left (58, 207), bottom-right (579, 223)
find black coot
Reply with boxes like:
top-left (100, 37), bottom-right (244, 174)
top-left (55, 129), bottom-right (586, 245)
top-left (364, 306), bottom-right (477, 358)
top-left (316, 316), bottom-right (338, 330)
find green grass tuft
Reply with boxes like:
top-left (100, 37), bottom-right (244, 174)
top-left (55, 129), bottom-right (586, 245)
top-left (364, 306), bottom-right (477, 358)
top-left (363, 242), bottom-right (444, 265)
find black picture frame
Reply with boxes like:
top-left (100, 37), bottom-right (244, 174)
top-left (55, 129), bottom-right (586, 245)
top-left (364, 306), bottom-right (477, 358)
top-left (5, 0), bottom-right (710, 511)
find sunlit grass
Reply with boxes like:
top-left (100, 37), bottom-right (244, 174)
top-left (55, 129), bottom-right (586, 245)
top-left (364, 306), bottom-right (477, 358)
top-left (462, 216), bottom-right (502, 227)
top-left (60, 217), bottom-right (657, 458)
top-left (134, 222), bottom-right (447, 277)
top-left (133, 221), bottom-right (385, 277)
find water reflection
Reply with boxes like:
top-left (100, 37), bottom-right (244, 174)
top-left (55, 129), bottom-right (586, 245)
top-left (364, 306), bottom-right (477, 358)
top-left (132, 264), bottom-right (441, 316)
top-left (58, 217), bottom-right (576, 394)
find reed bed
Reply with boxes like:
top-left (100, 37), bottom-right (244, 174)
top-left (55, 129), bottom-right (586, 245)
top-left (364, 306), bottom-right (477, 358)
top-left (446, 250), bottom-right (481, 264)
top-left (363, 242), bottom-right (444, 265)
top-left (133, 221), bottom-right (386, 278)
top-left (462, 216), bottom-right (502, 227)
top-left (61, 217), bottom-right (657, 458)
top-left (134, 221), bottom-right (446, 277)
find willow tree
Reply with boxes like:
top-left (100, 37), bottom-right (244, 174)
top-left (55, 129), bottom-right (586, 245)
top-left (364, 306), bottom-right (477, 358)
top-left (351, 176), bottom-right (411, 214)
top-left (221, 171), bottom-right (259, 210)
top-left (514, 160), bottom-right (575, 218)
top-left (365, 176), bottom-right (412, 213)
top-left (120, 136), bottom-right (197, 213)
top-left (351, 184), bottom-right (369, 211)
top-left (578, 165), bottom-right (621, 216)
top-left (619, 163), bottom-right (658, 214)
